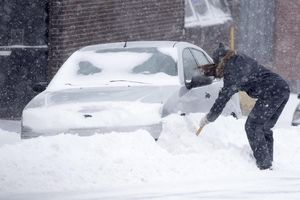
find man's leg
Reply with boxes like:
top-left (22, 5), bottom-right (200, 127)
top-left (245, 99), bottom-right (272, 169)
top-left (264, 132), bottom-right (273, 162)
top-left (263, 95), bottom-right (289, 162)
top-left (245, 95), bottom-right (288, 169)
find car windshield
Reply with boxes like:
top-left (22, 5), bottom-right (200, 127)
top-left (48, 47), bottom-right (179, 90)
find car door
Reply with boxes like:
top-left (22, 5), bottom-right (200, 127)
top-left (177, 47), bottom-right (224, 114)
top-left (162, 47), bottom-right (223, 116)
top-left (183, 47), bottom-right (241, 117)
top-left (162, 47), bottom-right (240, 116)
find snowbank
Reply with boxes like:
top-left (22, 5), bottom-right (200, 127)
top-left (0, 115), bottom-right (300, 194)
top-left (0, 95), bottom-right (299, 196)
top-left (0, 129), bottom-right (19, 147)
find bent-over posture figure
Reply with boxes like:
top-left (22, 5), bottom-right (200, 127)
top-left (200, 43), bottom-right (290, 170)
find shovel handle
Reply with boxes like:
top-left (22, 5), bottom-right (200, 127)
top-left (196, 126), bottom-right (204, 136)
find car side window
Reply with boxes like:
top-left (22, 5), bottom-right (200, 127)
top-left (190, 48), bottom-right (211, 66)
top-left (182, 48), bottom-right (201, 85)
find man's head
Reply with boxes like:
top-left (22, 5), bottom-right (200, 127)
top-left (212, 43), bottom-right (230, 65)
top-left (205, 43), bottom-right (236, 78)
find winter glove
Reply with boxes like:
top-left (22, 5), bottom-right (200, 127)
top-left (196, 115), bottom-right (209, 136)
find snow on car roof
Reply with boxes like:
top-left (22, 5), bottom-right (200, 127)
top-left (80, 41), bottom-right (179, 52)
top-left (47, 42), bottom-right (181, 91)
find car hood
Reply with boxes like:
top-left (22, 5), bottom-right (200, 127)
top-left (23, 86), bottom-right (178, 131)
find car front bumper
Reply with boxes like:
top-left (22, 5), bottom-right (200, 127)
top-left (21, 122), bottom-right (162, 140)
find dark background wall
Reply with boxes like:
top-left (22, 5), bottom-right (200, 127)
top-left (0, 0), bottom-right (48, 118)
top-left (233, 0), bottom-right (299, 92)
top-left (274, 0), bottom-right (300, 92)
top-left (0, 0), bottom-right (48, 46)
top-left (237, 0), bottom-right (276, 66)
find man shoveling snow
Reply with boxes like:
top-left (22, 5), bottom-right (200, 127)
top-left (198, 43), bottom-right (290, 170)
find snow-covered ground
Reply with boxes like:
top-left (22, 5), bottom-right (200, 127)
top-left (0, 94), bottom-right (299, 200)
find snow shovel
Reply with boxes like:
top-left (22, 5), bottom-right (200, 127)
top-left (196, 126), bottom-right (204, 136)
top-left (181, 113), bottom-right (205, 136)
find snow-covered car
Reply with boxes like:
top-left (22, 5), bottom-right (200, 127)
top-left (21, 41), bottom-right (242, 139)
top-left (291, 94), bottom-right (300, 126)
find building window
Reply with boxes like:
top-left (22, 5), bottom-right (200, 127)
top-left (185, 0), bottom-right (232, 27)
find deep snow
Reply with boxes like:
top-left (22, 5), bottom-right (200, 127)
top-left (0, 94), bottom-right (299, 199)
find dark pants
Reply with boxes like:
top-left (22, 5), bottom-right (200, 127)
top-left (245, 91), bottom-right (289, 169)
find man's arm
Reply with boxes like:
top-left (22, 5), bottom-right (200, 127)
top-left (206, 85), bottom-right (238, 122)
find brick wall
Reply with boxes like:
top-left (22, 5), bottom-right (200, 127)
top-left (274, 0), bottom-right (300, 92)
top-left (48, 0), bottom-right (184, 78)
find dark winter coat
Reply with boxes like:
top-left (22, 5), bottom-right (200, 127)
top-left (206, 52), bottom-right (290, 122)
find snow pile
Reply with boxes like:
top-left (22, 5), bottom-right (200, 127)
top-left (0, 95), bottom-right (299, 195)
top-left (0, 130), bottom-right (171, 193)
top-left (0, 130), bottom-right (19, 147)
top-left (1, 114), bottom-right (300, 194)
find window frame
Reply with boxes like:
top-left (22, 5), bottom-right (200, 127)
top-left (189, 48), bottom-right (211, 68)
top-left (185, 0), bottom-right (232, 28)
top-left (182, 47), bottom-right (214, 89)
top-left (182, 48), bottom-right (199, 87)
top-left (182, 47), bottom-right (212, 87)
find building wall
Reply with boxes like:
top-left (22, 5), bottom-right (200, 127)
top-left (48, 0), bottom-right (184, 78)
top-left (0, 0), bottom-right (48, 118)
top-left (237, 0), bottom-right (276, 66)
top-left (274, 0), bottom-right (300, 92)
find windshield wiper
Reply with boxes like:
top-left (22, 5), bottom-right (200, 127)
top-left (109, 80), bottom-right (150, 84)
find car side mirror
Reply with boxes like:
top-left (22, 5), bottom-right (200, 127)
top-left (32, 82), bottom-right (48, 93)
top-left (186, 75), bottom-right (213, 89)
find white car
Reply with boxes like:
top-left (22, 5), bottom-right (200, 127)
top-left (21, 41), bottom-right (242, 140)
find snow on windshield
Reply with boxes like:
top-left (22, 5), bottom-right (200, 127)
top-left (48, 47), bottom-right (179, 91)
